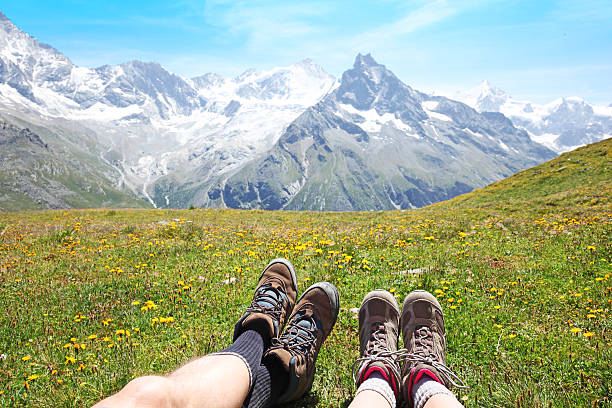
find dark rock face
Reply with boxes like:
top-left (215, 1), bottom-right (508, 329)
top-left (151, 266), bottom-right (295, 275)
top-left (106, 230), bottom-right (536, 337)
top-left (223, 100), bottom-right (241, 117)
top-left (0, 121), bottom-right (47, 148)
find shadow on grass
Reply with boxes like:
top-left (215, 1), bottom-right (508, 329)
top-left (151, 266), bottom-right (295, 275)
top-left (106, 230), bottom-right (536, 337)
top-left (281, 393), bottom-right (356, 408)
top-left (283, 392), bottom-right (320, 407)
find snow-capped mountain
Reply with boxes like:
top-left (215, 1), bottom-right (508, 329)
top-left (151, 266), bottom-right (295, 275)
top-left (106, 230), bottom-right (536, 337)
top-left (211, 54), bottom-right (555, 210)
top-left (0, 11), bottom-right (335, 207)
top-left (452, 81), bottom-right (612, 152)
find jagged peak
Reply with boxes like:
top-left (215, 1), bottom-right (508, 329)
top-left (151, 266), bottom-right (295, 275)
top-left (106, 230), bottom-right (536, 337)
top-left (475, 80), bottom-right (508, 98)
top-left (0, 11), bottom-right (9, 22)
top-left (297, 58), bottom-right (316, 67)
top-left (353, 53), bottom-right (381, 69)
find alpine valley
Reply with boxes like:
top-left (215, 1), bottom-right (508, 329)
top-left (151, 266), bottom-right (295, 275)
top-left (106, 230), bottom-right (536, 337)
top-left (0, 11), bottom-right (608, 210)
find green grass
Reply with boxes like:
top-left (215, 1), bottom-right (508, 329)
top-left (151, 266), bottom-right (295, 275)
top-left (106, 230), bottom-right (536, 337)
top-left (0, 140), bottom-right (610, 407)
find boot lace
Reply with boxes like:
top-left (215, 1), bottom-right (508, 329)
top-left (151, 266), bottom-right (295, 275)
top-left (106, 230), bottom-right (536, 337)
top-left (352, 323), bottom-right (403, 383)
top-left (271, 311), bottom-right (316, 354)
top-left (402, 325), bottom-right (468, 389)
top-left (245, 281), bottom-right (286, 320)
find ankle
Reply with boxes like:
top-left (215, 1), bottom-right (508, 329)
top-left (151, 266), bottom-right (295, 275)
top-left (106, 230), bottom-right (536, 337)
top-left (356, 371), bottom-right (397, 408)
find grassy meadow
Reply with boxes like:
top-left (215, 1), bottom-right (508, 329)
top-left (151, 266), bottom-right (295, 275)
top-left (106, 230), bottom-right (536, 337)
top-left (0, 139), bottom-right (610, 407)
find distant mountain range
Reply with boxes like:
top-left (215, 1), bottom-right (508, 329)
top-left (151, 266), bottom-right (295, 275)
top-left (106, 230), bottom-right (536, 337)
top-left (211, 55), bottom-right (554, 210)
top-left (0, 11), bottom-right (606, 210)
top-left (450, 81), bottom-right (612, 153)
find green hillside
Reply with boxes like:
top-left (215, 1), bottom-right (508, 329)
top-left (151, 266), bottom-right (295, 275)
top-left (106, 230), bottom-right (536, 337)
top-left (0, 141), bottom-right (609, 407)
top-left (440, 137), bottom-right (611, 211)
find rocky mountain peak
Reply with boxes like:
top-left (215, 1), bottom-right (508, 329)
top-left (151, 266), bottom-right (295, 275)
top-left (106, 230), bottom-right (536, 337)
top-left (459, 80), bottom-right (510, 112)
top-left (353, 53), bottom-right (378, 69)
top-left (337, 54), bottom-right (397, 108)
top-left (335, 53), bottom-right (423, 119)
top-left (479, 80), bottom-right (508, 98)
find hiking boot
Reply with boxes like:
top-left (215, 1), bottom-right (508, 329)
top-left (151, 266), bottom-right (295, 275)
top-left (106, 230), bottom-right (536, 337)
top-left (353, 290), bottom-right (402, 400)
top-left (263, 282), bottom-right (340, 403)
top-left (400, 290), bottom-right (467, 406)
top-left (233, 258), bottom-right (298, 346)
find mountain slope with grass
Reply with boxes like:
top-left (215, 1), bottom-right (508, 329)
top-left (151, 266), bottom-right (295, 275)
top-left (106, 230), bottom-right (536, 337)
top-left (0, 118), bottom-right (149, 210)
top-left (441, 137), bottom-right (611, 210)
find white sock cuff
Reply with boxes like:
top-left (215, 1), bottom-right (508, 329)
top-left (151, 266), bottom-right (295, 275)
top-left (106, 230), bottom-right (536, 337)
top-left (356, 377), bottom-right (396, 408)
top-left (413, 377), bottom-right (460, 408)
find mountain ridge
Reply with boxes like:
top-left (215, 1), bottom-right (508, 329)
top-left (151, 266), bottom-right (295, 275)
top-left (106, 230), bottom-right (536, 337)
top-left (213, 55), bottom-right (555, 210)
top-left (0, 12), bottom-right (599, 211)
top-left (451, 81), bottom-right (612, 153)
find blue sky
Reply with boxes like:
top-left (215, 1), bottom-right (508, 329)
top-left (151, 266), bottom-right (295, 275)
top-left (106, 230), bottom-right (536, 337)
top-left (2, 0), bottom-right (611, 104)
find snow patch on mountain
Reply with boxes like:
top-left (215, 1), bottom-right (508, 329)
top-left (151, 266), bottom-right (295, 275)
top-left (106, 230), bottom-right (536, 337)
top-left (450, 81), bottom-right (612, 152)
top-left (337, 103), bottom-right (418, 136)
top-left (0, 12), bottom-right (337, 202)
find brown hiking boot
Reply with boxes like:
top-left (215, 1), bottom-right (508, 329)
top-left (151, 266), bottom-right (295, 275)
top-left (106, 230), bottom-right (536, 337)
top-left (263, 282), bottom-right (340, 403)
top-left (353, 290), bottom-right (403, 400)
top-left (233, 258), bottom-right (298, 346)
top-left (400, 290), bottom-right (467, 406)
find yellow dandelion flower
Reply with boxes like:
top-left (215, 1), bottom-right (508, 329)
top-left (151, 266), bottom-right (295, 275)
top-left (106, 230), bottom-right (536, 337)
top-left (570, 327), bottom-right (582, 333)
top-left (583, 332), bottom-right (595, 338)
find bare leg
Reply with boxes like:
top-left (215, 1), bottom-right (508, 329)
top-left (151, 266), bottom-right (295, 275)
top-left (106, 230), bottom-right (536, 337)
top-left (423, 393), bottom-right (464, 408)
top-left (93, 258), bottom-right (301, 408)
top-left (348, 389), bottom-right (392, 408)
top-left (93, 354), bottom-right (250, 408)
